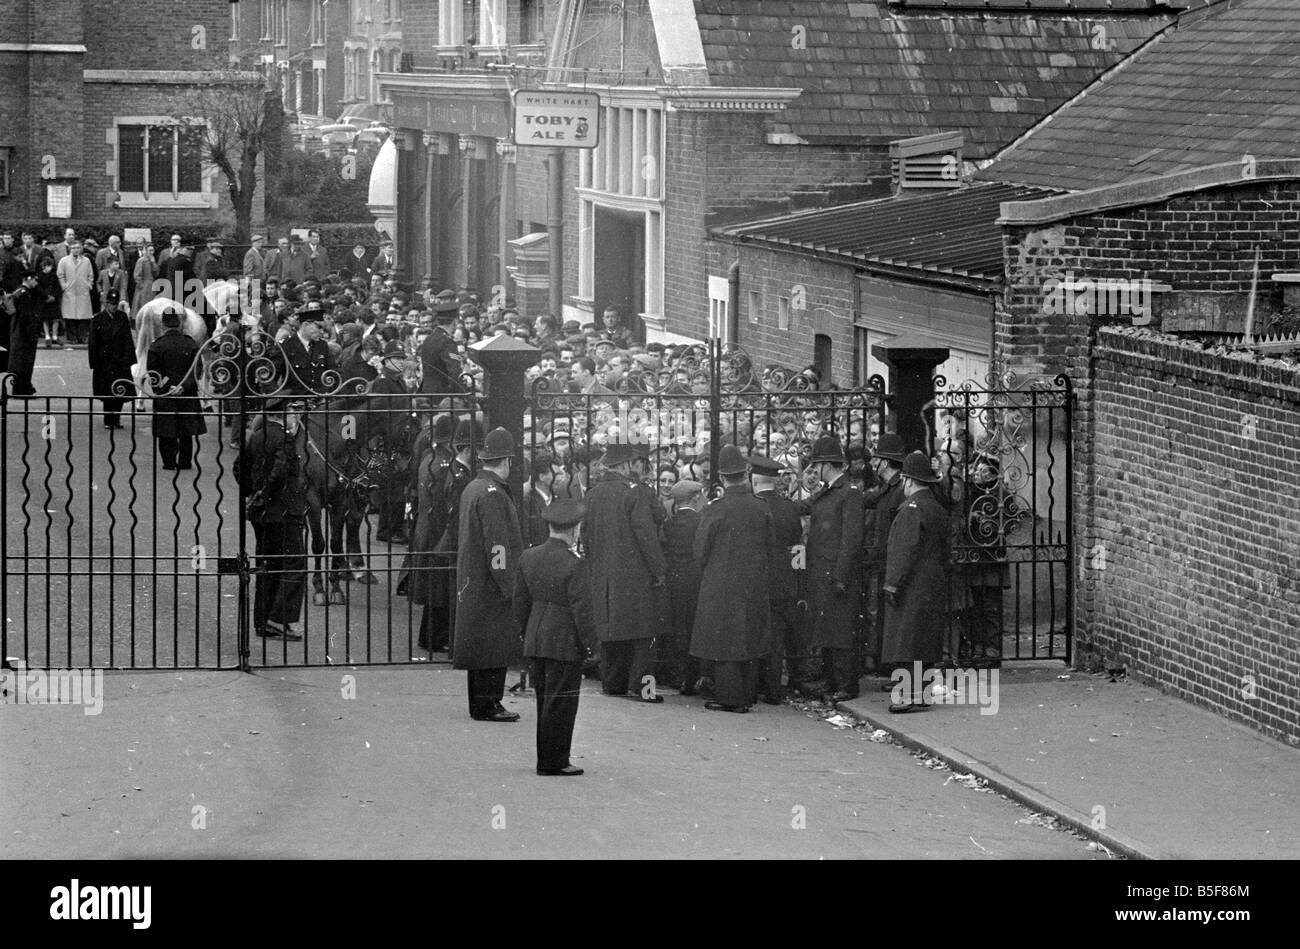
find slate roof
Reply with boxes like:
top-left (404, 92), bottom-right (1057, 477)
top-left (981, 0), bottom-right (1300, 190)
top-left (713, 182), bottom-right (1061, 289)
top-left (694, 0), bottom-right (1179, 159)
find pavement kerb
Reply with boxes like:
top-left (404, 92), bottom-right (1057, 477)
top-left (834, 699), bottom-right (1175, 861)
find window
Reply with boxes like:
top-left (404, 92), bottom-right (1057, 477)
top-left (778, 295), bottom-right (790, 331)
top-left (46, 182), bottom-right (73, 218)
top-left (275, 0), bottom-right (288, 44)
top-left (311, 0), bottom-right (325, 45)
top-left (231, 2), bottom-right (240, 41)
top-left (747, 288), bottom-right (760, 324)
top-left (117, 123), bottom-right (205, 199)
top-left (0, 147), bottom-right (10, 197)
top-left (813, 334), bottom-right (832, 386)
top-left (520, 0), bottom-right (543, 44)
top-left (463, 0), bottom-right (479, 42)
top-left (260, 0), bottom-right (271, 39)
top-left (583, 104), bottom-right (660, 198)
top-left (315, 67), bottom-right (326, 116)
top-left (437, 0), bottom-right (464, 47)
top-left (708, 275), bottom-right (730, 343)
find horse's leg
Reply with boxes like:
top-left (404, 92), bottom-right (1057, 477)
top-left (345, 489), bottom-right (375, 585)
top-left (328, 497), bottom-right (349, 603)
top-left (307, 502), bottom-right (329, 607)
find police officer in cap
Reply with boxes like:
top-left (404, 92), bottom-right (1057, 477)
top-left (147, 305), bottom-right (206, 470)
top-left (452, 427), bottom-right (524, 721)
top-left (883, 451), bottom-right (950, 712)
top-left (864, 432), bottom-right (908, 681)
top-left (690, 446), bottom-right (774, 713)
top-left (749, 453), bottom-right (806, 702)
top-left (278, 300), bottom-right (336, 395)
top-left (513, 499), bottom-right (597, 775)
top-left (418, 298), bottom-right (465, 393)
top-left (246, 396), bottom-right (311, 641)
top-left (803, 433), bottom-right (866, 701)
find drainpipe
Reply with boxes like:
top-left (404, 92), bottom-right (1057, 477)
top-left (727, 258), bottom-right (740, 344)
top-left (548, 148), bottom-right (564, 320)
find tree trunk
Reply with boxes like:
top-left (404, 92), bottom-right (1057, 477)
top-left (230, 144), bottom-right (260, 244)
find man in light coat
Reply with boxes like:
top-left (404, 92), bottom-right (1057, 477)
top-left (56, 239), bottom-right (94, 345)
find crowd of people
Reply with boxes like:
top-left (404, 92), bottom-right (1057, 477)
top-left (3, 226), bottom-right (1011, 773)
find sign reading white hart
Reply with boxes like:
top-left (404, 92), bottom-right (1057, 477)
top-left (511, 91), bottom-right (600, 149)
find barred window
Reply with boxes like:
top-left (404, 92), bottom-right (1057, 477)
top-left (118, 124), bottom-right (205, 196)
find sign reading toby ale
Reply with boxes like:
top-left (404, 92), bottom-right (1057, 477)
top-left (511, 91), bottom-right (600, 148)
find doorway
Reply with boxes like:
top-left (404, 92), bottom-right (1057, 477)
top-left (592, 206), bottom-right (644, 340)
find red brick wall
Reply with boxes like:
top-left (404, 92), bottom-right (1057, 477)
top-left (1090, 326), bottom-right (1300, 742)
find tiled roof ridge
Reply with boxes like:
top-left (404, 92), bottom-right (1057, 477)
top-left (980, 11), bottom-right (1182, 178)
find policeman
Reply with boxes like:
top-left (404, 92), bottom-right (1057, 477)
top-left (418, 299), bottom-right (465, 393)
top-left (749, 454), bottom-right (805, 703)
top-left (661, 479), bottom-right (704, 694)
top-left (690, 446), bottom-right (773, 713)
top-left (147, 305), bottom-right (206, 470)
top-left (864, 432), bottom-right (908, 683)
top-left (246, 397), bottom-right (311, 641)
top-left (451, 427), bottom-right (524, 722)
top-left (584, 442), bottom-right (666, 702)
top-left (278, 300), bottom-right (336, 395)
top-left (883, 451), bottom-right (951, 712)
top-left (803, 434), bottom-right (866, 702)
top-left (513, 499), bottom-right (597, 776)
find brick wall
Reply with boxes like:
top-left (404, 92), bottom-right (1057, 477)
top-left (84, 0), bottom-right (229, 71)
top-left (1090, 326), bottom-right (1300, 742)
top-left (703, 238), bottom-right (860, 386)
top-left (997, 178), bottom-right (1300, 742)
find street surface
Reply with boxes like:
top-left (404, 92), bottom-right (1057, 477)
top-left (1, 667), bottom-right (1105, 859)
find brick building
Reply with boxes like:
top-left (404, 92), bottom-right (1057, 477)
top-left (376, 0), bottom-right (1180, 368)
top-left (0, 0), bottom-right (263, 234)
top-left (975, 0), bottom-right (1300, 738)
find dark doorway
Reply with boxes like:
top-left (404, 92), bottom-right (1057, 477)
top-left (814, 333), bottom-right (832, 386)
top-left (593, 206), bottom-right (644, 341)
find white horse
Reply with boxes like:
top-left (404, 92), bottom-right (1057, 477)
top-left (132, 296), bottom-right (207, 397)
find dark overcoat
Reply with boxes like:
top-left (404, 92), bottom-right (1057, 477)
top-left (882, 490), bottom-right (951, 665)
top-left (87, 308), bottom-right (135, 399)
top-left (755, 489), bottom-right (804, 604)
top-left (583, 470), bottom-right (667, 643)
top-left (864, 474), bottom-right (906, 569)
top-left (146, 330), bottom-right (207, 438)
top-left (451, 469), bottom-right (524, 670)
top-left (690, 484), bottom-right (773, 662)
top-left (661, 507), bottom-right (701, 646)
top-left (418, 327), bottom-right (465, 393)
top-left (278, 333), bottom-right (337, 395)
top-left (513, 538), bottom-right (597, 663)
top-left (244, 419), bottom-right (310, 524)
top-left (805, 476), bottom-right (866, 651)
top-left (405, 445), bottom-right (455, 606)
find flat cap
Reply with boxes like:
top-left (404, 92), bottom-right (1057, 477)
top-left (669, 479), bottom-right (703, 501)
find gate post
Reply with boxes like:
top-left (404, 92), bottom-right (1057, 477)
top-left (871, 334), bottom-right (950, 454)
top-left (469, 335), bottom-right (541, 503)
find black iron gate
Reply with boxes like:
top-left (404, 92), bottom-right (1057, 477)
top-left (525, 343), bottom-right (1072, 673)
top-left (1, 327), bottom-right (479, 671)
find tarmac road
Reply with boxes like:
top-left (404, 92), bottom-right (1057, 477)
top-left (0, 666), bottom-right (1107, 859)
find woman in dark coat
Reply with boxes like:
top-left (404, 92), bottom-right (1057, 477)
top-left (34, 252), bottom-right (61, 349)
top-left (87, 290), bottom-right (136, 427)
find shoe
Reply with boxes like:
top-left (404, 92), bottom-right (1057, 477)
top-left (879, 681), bottom-right (900, 692)
top-left (255, 625), bottom-right (281, 638)
top-left (704, 701), bottom-right (750, 713)
top-left (537, 765), bottom-right (584, 776)
top-left (279, 625), bottom-right (303, 641)
top-left (601, 690), bottom-right (628, 697)
top-left (475, 709), bottom-right (520, 723)
top-left (388, 533), bottom-right (408, 545)
top-left (375, 532), bottom-right (391, 543)
top-left (635, 694), bottom-right (664, 704)
top-left (762, 695), bottom-right (783, 706)
top-left (161, 464), bottom-right (176, 471)
top-left (827, 691), bottom-right (859, 703)
top-left (177, 463), bottom-right (192, 470)
top-left (888, 701), bottom-right (929, 714)
top-left (679, 684), bottom-right (697, 696)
